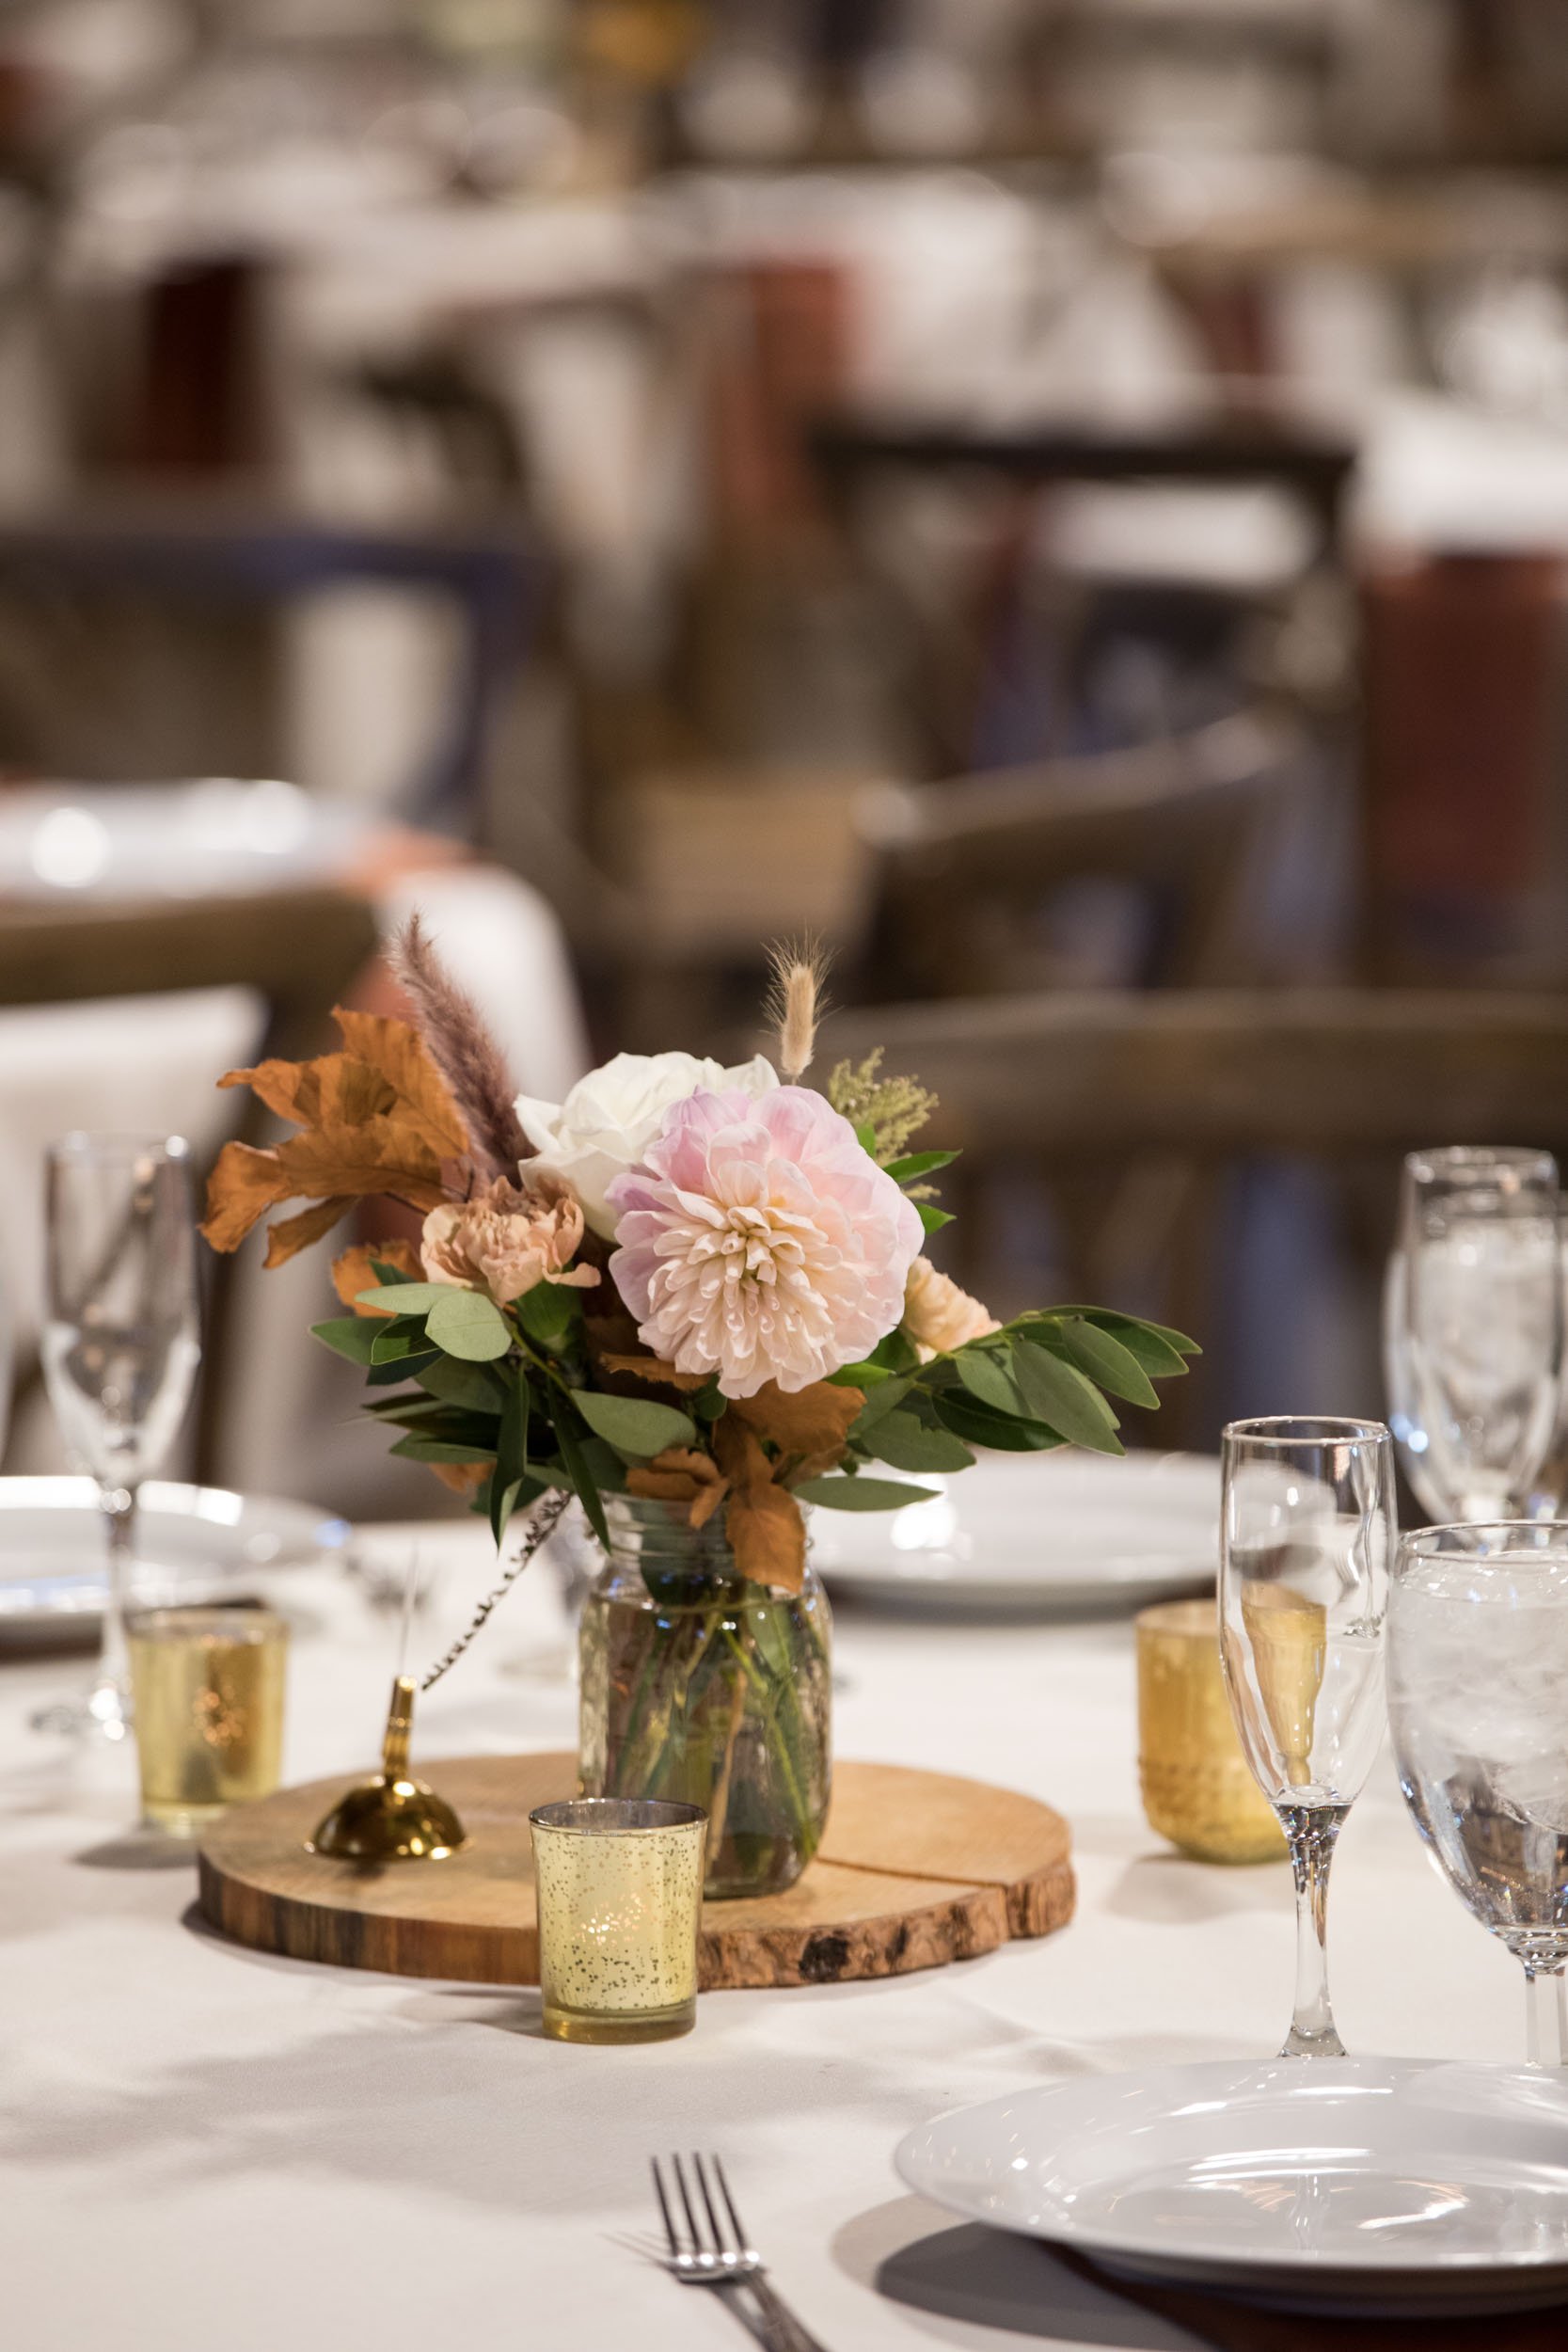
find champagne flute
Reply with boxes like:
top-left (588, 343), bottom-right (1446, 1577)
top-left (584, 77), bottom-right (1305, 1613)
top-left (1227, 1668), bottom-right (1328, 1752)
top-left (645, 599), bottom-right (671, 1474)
top-left (1219, 1416), bottom-right (1395, 2057)
top-left (1389, 1520), bottom-right (1568, 2068)
top-left (35, 1135), bottom-right (201, 1739)
top-left (1384, 1146), bottom-right (1563, 1520)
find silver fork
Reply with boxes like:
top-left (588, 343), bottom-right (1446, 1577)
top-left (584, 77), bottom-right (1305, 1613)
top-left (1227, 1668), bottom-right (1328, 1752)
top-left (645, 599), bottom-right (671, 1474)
top-left (650, 2153), bottom-right (833, 2352)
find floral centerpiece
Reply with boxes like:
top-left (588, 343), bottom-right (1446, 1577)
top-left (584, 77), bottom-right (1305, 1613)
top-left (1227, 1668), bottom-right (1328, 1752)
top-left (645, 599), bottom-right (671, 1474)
top-left (204, 927), bottom-right (1195, 1895)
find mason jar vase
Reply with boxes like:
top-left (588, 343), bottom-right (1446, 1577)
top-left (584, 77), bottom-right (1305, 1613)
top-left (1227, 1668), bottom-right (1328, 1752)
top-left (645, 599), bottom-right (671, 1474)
top-left (578, 1495), bottom-right (832, 1899)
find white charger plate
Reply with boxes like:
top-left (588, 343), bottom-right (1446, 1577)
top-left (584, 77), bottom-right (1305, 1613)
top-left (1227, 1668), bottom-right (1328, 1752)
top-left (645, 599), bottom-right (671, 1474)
top-left (0, 1478), bottom-right (351, 1647)
top-left (896, 2058), bottom-right (1568, 2317)
top-left (811, 1451), bottom-right (1216, 1617)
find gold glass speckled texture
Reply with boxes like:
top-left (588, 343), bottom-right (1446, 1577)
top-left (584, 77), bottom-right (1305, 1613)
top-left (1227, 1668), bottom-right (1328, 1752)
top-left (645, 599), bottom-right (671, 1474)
top-left (1137, 1598), bottom-right (1286, 1865)
top-left (128, 1606), bottom-right (288, 1836)
top-left (530, 1798), bottom-right (707, 2044)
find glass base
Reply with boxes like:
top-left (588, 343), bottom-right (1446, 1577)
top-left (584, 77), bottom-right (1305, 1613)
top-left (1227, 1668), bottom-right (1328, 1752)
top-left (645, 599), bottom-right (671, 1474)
top-left (31, 1677), bottom-right (132, 1740)
top-left (1280, 2021), bottom-right (1347, 2058)
top-left (140, 1800), bottom-right (224, 1838)
top-left (542, 1996), bottom-right (696, 2045)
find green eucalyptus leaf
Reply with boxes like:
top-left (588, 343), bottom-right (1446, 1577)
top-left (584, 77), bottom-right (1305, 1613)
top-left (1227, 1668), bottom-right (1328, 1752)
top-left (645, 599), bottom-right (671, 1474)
top-left (571, 1390), bottom-right (696, 1458)
top-left (370, 1259), bottom-right (421, 1287)
top-left (749, 1600), bottom-right (792, 1681)
top-left (370, 1315), bottom-right (438, 1366)
top-left (882, 1149), bottom-right (959, 1184)
top-left (931, 1392), bottom-right (1065, 1452)
top-left (390, 1436), bottom-right (497, 1465)
top-left (793, 1474), bottom-right (940, 1511)
top-left (416, 1355), bottom-right (512, 1414)
top-left (310, 1316), bottom-right (379, 1366)
top-left (1008, 1341), bottom-right (1123, 1454)
top-left (425, 1288), bottom-right (513, 1362)
top-left (847, 1373), bottom-right (915, 1438)
top-left (1054, 1318), bottom-right (1160, 1409)
top-left (355, 1282), bottom-right (448, 1314)
top-left (366, 1350), bottom-right (436, 1387)
top-left (490, 1373), bottom-right (530, 1549)
top-left (361, 1393), bottom-right (470, 1427)
top-left (1050, 1309), bottom-right (1199, 1373)
top-left (917, 1202), bottom-right (955, 1234)
top-left (578, 1436), bottom-right (628, 1494)
top-left (863, 1411), bottom-right (974, 1473)
top-left (556, 1413), bottom-right (609, 1547)
top-left (517, 1281), bottom-right (580, 1345)
top-left (489, 1479), bottom-right (522, 1544)
top-left (957, 1347), bottom-right (1024, 1416)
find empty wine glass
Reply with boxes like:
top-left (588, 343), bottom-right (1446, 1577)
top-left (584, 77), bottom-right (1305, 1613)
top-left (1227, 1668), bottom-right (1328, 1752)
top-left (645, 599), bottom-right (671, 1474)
top-left (1220, 1416), bottom-right (1395, 2058)
top-left (1384, 1146), bottom-right (1563, 1520)
top-left (35, 1135), bottom-right (201, 1739)
top-left (1389, 1521), bottom-right (1568, 2068)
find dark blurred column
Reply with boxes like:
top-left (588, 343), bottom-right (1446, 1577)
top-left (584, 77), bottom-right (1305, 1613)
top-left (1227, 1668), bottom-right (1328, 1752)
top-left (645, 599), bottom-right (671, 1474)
top-left (1361, 550), bottom-right (1568, 978)
top-left (135, 254), bottom-right (270, 474)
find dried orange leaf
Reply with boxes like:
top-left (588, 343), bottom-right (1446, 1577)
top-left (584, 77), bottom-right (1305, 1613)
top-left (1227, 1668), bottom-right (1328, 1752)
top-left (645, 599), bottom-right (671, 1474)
top-left (217, 1053), bottom-right (394, 1132)
top-left (316, 1057), bottom-right (400, 1129)
top-left (331, 1237), bottom-right (422, 1315)
top-left (264, 1197), bottom-right (352, 1268)
top-left (270, 1118), bottom-right (448, 1211)
top-left (726, 1483), bottom-right (805, 1594)
top-left (599, 1353), bottom-right (710, 1392)
top-left (731, 1380), bottom-right (863, 1463)
top-left (201, 1141), bottom-right (293, 1251)
top-left (626, 1445), bottom-right (726, 1514)
top-left (431, 1461), bottom-right (488, 1499)
top-left (714, 1412), bottom-right (773, 1495)
top-left (626, 1467), bottom-right (705, 1504)
top-left (689, 1477), bottom-right (727, 1532)
top-left (334, 1009), bottom-right (467, 1157)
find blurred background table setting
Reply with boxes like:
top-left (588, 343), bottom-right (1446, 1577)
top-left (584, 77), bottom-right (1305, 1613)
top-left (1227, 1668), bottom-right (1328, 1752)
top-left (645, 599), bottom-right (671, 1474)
top-left (6, 1), bottom-right (1568, 2344)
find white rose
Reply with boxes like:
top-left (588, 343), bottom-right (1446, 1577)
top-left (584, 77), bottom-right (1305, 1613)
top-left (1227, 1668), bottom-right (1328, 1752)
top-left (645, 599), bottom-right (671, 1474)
top-left (515, 1050), bottom-right (779, 1239)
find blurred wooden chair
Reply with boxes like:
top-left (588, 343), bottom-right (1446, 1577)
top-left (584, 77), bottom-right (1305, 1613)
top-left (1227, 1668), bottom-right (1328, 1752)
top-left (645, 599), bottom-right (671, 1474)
top-left (812, 402), bottom-right (1356, 774)
top-left (851, 707), bottom-right (1305, 1000)
top-left (0, 501), bottom-right (543, 836)
top-left (0, 886), bottom-right (379, 1481)
top-left (816, 987), bottom-right (1568, 1443)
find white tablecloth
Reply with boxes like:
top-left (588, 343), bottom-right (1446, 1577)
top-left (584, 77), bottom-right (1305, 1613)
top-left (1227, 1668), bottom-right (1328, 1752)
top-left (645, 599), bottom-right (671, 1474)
top-left (0, 1521), bottom-right (1525, 2352)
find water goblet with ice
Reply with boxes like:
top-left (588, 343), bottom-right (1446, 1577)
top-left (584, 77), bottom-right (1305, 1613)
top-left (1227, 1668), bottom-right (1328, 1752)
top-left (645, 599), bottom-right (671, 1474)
top-left (1384, 1147), bottom-right (1563, 1520)
top-left (1388, 1520), bottom-right (1568, 2067)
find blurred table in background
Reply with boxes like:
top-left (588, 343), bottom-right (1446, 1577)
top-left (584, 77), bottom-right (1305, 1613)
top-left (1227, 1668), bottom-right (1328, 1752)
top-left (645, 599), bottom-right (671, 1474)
top-left (0, 788), bottom-right (590, 1517)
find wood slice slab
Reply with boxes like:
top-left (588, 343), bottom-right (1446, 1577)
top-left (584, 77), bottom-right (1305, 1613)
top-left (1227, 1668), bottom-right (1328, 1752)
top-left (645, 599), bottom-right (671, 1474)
top-left (198, 1753), bottom-right (1073, 1991)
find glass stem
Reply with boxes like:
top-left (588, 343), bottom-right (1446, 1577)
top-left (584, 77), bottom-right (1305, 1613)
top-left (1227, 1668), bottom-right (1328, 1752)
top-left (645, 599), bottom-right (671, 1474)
top-left (95, 1480), bottom-right (136, 1717)
top-left (1524, 1963), bottom-right (1568, 2068)
top-left (1279, 1804), bottom-right (1347, 2058)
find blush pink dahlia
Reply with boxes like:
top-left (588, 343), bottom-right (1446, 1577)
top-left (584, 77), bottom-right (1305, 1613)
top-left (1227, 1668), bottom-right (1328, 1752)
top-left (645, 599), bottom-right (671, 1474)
top-left (606, 1086), bottom-right (924, 1397)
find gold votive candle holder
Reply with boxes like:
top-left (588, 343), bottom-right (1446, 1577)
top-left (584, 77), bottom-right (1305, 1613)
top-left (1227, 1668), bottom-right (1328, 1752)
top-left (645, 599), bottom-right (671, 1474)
top-left (1136, 1597), bottom-right (1285, 1865)
top-left (530, 1798), bottom-right (707, 2044)
top-left (128, 1605), bottom-right (288, 1836)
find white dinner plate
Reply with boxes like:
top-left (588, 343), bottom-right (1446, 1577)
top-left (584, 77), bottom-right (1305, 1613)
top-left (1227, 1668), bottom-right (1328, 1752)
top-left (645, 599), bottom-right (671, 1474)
top-left (896, 2058), bottom-right (1568, 2316)
top-left (810, 1451), bottom-right (1216, 1617)
top-left (0, 1478), bottom-right (351, 1647)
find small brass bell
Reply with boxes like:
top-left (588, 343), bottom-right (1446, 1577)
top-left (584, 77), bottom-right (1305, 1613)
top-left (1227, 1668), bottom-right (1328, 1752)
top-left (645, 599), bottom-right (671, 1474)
top-left (308, 1675), bottom-right (467, 1862)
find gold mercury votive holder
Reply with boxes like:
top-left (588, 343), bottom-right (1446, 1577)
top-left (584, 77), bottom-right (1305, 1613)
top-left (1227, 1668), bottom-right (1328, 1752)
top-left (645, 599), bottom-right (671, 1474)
top-left (128, 1605), bottom-right (289, 1836)
top-left (530, 1797), bottom-right (707, 2044)
top-left (1136, 1597), bottom-right (1285, 1865)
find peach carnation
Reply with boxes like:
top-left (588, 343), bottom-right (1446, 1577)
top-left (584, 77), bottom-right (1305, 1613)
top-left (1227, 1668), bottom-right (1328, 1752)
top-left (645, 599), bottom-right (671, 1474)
top-left (607, 1086), bottom-right (923, 1398)
top-left (901, 1256), bottom-right (999, 1360)
top-left (421, 1173), bottom-right (598, 1308)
